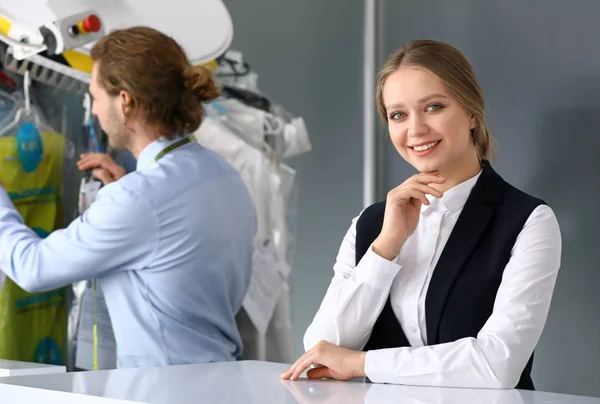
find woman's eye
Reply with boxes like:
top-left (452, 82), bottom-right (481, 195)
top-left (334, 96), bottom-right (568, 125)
top-left (390, 112), bottom-right (406, 120)
top-left (426, 104), bottom-right (443, 112)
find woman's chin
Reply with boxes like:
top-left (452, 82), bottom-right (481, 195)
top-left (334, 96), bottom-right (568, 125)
top-left (412, 160), bottom-right (441, 174)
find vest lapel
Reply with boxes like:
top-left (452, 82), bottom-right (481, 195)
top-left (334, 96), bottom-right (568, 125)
top-left (425, 161), bottom-right (504, 345)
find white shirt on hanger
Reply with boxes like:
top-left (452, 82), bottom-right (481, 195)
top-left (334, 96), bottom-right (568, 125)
top-left (303, 171), bottom-right (562, 388)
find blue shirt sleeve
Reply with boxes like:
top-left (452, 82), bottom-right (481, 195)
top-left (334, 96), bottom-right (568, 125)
top-left (0, 182), bottom-right (158, 292)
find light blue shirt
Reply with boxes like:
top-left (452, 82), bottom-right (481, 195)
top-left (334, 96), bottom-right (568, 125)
top-left (0, 136), bottom-right (257, 368)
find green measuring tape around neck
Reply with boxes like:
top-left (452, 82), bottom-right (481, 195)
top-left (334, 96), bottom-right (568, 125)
top-left (148, 135), bottom-right (196, 166)
top-left (92, 134), bottom-right (196, 370)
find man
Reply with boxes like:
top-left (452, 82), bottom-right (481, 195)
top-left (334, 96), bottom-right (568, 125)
top-left (0, 26), bottom-right (257, 368)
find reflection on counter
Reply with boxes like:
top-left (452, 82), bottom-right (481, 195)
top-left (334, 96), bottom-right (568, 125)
top-left (1, 361), bottom-right (600, 404)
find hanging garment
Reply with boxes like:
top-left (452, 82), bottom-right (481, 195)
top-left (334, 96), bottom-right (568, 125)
top-left (70, 113), bottom-right (117, 371)
top-left (221, 86), bottom-right (271, 112)
top-left (216, 50), bottom-right (260, 92)
top-left (195, 116), bottom-right (295, 363)
top-left (0, 127), bottom-right (70, 365)
top-left (213, 96), bottom-right (312, 161)
top-left (210, 54), bottom-right (312, 363)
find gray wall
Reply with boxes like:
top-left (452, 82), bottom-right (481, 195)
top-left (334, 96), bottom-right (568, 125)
top-left (383, 1), bottom-right (600, 397)
top-left (223, 0), bottom-right (365, 358)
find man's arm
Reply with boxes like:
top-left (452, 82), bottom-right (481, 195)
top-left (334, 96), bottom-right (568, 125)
top-left (0, 182), bottom-right (158, 292)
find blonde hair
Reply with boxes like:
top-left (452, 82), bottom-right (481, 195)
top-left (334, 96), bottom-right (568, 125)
top-left (377, 39), bottom-right (494, 162)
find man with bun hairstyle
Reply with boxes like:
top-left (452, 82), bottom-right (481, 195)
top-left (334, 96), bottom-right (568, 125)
top-left (0, 26), bottom-right (256, 368)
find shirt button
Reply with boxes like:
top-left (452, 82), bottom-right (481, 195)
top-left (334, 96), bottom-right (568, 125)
top-left (410, 326), bottom-right (418, 334)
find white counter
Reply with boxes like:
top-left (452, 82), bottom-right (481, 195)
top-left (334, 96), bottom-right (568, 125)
top-left (0, 360), bottom-right (598, 403)
top-left (0, 359), bottom-right (66, 377)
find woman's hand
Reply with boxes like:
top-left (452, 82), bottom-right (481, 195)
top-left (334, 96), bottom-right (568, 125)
top-left (280, 341), bottom-right (366, 381)
top-left (372, 171), bottom-right (446, 260)
top-left (77, 153), bottom-right (126, 185)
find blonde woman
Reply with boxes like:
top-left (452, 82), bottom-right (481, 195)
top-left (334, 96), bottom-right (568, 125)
top-left (282, 39), bottom-right (561, 390)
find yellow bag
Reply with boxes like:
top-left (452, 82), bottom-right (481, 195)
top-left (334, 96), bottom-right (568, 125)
top-left (0, 128), bottom-right (67, 365)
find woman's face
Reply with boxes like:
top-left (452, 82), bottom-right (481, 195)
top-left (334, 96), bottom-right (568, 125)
top-left (383, 66), bottom-right (478, 174)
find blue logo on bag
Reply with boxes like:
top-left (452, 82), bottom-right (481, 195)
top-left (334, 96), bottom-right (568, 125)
top-left (32, 228), bottom-right (50, 238)
top-left (17, 122), bottom-right (43, 173)
top-left (35, 337), bottom-right (62, 365)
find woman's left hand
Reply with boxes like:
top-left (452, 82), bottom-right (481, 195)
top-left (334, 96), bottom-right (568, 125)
top-left (280, 341), bottom-right (367, 381)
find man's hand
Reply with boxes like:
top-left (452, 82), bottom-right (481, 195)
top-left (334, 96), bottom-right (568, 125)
top-left (280, 341), bottom-right (366, 381)
top-left (77, 153), bottom-right (126, 185)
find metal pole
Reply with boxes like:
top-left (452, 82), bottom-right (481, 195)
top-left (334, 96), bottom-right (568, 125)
top-left (363, 0), bottom-right (377, 208)
top-left (375, 0), bottom-right (387, 201)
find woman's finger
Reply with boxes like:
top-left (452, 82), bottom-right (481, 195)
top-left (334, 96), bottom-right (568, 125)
top-left (280, 363), bottom-right (299, 380)
top-left (413, 173), bottom-right (446, 185)
top-left (306, 366), bottom-right (331, 380)
top-left (389, 183), bottom-right (442, 206)
top-left (410, 183), bottom-right (444, 199)
top-left (281, 350), bottom-right (312, 380)
top-left (280, 361), bottom-right (299, 380)
top-left (290, 355), bottom-right (315, 381)
top-left (388, 187), bottom-right (426, 206)
top-left (406, 188), bottom-right (430, 206)
top-left (390, 174), bottom-right (444, 197)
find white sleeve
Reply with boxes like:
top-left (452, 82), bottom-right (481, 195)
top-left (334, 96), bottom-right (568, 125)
top-left (303, 213), bottom-right (402, 351)
top-left (364, 205), bottom-right (562, 389)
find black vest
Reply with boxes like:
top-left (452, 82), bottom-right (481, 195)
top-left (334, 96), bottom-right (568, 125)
top-left (356, 162), bottom-right (544, 390)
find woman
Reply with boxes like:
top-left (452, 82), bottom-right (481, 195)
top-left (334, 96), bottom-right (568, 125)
top-left (281, 40), bottom-right (561, 390)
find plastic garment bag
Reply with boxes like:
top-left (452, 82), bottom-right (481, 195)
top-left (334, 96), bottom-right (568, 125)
top-left (215, 52), bottom-right (312, 160)
top-left (210, 51), bottom-right (312, 363)
top-left (0, 72), bottom-right (73, 365)
top-left (195, 114), bottom-right (297, 363)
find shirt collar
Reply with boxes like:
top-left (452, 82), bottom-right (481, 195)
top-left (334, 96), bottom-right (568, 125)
top-left (421, 169), bottom-right (483, 215)
top-left (136, 135), bottom-right (187, 171)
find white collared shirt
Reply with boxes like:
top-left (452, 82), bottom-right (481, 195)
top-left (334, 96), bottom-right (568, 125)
top-left (303, 171), bottom-right (562, 388)
top-left (392, 171), bottom-right (483, 347)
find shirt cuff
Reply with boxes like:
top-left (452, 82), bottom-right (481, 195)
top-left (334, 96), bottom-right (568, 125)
top-left (0, 187), bottom-right (14, 208)
top-left (364, 348), bottom-right (401, 384)
top-left (352, 244), bottom-right (401, 290)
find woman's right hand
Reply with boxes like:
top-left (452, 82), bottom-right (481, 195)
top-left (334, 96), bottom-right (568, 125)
top-left (372, 171), bottom-right (446, 261)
